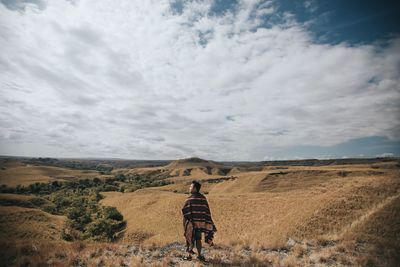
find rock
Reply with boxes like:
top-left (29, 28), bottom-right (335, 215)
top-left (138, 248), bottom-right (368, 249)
top-left (287, 238), bottom-right (296, 248)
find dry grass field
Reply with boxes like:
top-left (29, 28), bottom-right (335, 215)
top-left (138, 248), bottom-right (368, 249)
top-left (0, 158), bottom-right (399, 266)
top-left (100, 160), bottom-right (400, 265)
top-left (101, 161), bottom-right (400, 247)
top-left (0, 160), bottom-right (105, 186)
top-left (0, 205), bottom-right (66, 241)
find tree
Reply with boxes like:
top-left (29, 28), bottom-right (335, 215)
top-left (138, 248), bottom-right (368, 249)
top-left (103, 206), bottom-right (123, 221)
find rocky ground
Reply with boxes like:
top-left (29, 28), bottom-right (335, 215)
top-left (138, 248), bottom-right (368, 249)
top-left (33, 238), bottom-right (389, 267)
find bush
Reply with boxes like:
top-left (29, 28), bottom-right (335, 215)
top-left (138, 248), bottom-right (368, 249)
top-left (115, 174), bottom-right (126, 181)
top-left (93, 177), bottom-right (101, 185)
top-left (103, 206), bottom-right (123, 221)
top-left (102, 185), bottom-right (119, 192)
top-left (61, 228), bottom-right (73, 241)
top-left (0, 184), bottom-right (15, 193)
top-left (53, 195), bottom-right (72, 212)
top-left (86, 219), bottom-right (115, 240)
top-left (96, 164), bottom-right (113, 173)
top-left (67, 207), bottom-right (85, 220)
top-left (95, 191), bottom-right (103, 201)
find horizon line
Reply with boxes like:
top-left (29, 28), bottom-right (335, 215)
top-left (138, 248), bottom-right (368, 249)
top-left (0, 154), bottom-right (398, 163)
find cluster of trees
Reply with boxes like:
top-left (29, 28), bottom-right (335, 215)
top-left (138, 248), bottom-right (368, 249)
top-left (1, 179), bottom-right (110, 195)
top-left (96, 164), bottom-right (113, 174)
top-left (25, 158), bottom-right (114, 173)
top-left (0, 171), bottom-right (172, 241)
top-left (54, 188), bottom-right (125, 241)
top-left (0, 173), bottom-right (172, 196)
top-left (24, 157), bottom-right (171, 170)
top-left (114, 173), bottom-right (171, 192)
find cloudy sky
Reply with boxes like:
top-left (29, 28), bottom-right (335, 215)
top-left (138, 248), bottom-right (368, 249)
top-left (0, 0), bottom-right (399, 161)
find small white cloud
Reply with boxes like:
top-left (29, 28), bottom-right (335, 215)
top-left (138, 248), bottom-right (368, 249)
top-left (376, 153), bottom-right (394, 158)
top-left (304, 0), bottom-right (318, 13)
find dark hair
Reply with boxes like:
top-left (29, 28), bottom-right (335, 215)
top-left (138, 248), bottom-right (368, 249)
top-left (191, 180), bottom-right (201, 192)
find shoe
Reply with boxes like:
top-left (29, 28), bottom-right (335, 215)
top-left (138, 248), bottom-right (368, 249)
top-left (197, 255), bottom-right (206, 261)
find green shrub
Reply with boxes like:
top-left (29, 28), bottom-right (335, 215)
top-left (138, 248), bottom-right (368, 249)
top-left (103, 185), bottom-right (119, 191)
top-left (41, 203), bottom-right (56, 213)
top-left (103, 206), bottom-right (123, 221)
top-left (67, 207), bottom-right (84, 219)
top-left (86, 219), bottom-right (116, 240)
top-left (61, 228), bottom-right (73, 241)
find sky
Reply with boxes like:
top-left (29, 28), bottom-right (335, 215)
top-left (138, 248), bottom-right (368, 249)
top-left (0, 0), bottom-right (399, 161)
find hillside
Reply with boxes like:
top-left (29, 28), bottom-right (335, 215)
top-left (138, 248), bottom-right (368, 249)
top-left (127, 157), bottom-right (233, 178)
top-left (0, 159), bottom-right (108, 186)
top-left (0, 205), bottom-right (66, 242)
top-left (0, 157), bottom-right (399, 266)
top-left (101, 162), bottom-right (400, 246)
top-left (97, 160), bottom-right (400, 266)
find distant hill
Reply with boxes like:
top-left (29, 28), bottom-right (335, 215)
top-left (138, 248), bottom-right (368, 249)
top-left (0, 157), bottom-right (172, 171)
top-left (165, 157), bottom-right (231, 177)
top-left (1, 155), bottom-right (398, 170)
top-left (166, 157), bottom-right (219, 168)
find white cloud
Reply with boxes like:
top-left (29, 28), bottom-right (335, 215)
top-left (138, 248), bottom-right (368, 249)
top-left (376, 153), bottom-right (394, 158)
top-left (304, 0), bottom-right (318, 13)
top-left (0, 0), bottom-right (399, 160)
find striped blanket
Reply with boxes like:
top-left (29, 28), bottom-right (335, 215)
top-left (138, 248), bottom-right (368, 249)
top-left (182, 192), bottom-right (217, 252)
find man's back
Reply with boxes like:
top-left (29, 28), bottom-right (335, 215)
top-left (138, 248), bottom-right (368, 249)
top-left (182, 181), bottom-right (217, 260)
top-left (183, 192), bottom-right (214, 227)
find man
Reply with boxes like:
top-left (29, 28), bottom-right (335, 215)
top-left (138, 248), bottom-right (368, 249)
top-left (182, 180), bottom-right (217, 261)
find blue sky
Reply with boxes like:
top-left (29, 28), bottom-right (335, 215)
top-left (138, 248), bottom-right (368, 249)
top-left (0, 0), bottom-right (399, 160)
top-left (172, 0), bottom-right (400, 44)
top-left (274, 136), bottom-right (400, 159)
top-left (277, 0), bottom-right (400, 44)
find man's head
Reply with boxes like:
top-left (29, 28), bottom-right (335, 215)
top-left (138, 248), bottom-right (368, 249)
top-left (190, 180), bottom-right (201, 193)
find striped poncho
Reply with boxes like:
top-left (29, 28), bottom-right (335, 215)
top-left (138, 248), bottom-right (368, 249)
top-left (182, 192), bottom-right (217, 252)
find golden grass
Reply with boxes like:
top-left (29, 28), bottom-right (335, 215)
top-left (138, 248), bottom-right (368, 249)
top-left (0, 163), bottom-right (103, 186)
top-left (101, 163), bottom-right (400, 250)
top-left (100, 190), bottom-right (186, 245)
top-left (0, 193), bottom-right (37, 202)
top-left (346, 194), bottom-right (400, 265)
top-left (0, 234), bottom-right (395, 267)
top-left (0, 206), bottom-right (66, 241)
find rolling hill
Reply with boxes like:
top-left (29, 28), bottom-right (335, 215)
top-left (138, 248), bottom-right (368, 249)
top-left (0, 157), bottom-right (399, 266)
